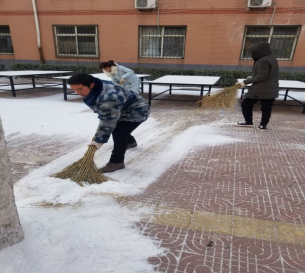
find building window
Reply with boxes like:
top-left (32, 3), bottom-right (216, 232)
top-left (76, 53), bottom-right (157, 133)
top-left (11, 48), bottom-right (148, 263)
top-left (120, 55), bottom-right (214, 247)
top-left (241, 26), bottom-right (300, 61)
top-left (53, 25), bottom-right (99, 58)
top-left (139, 26), bottom-right (186, 58)
top-left (0, 26), bottom-right (14, 55)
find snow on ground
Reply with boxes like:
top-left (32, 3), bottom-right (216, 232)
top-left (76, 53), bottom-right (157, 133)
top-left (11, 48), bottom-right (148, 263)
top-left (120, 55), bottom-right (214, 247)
top-left (0, 94), bottom-right (168, 273)
top-left (0, 86), bottom-right (266, 272)
top-left (1, 196), bottom-right (162, 273)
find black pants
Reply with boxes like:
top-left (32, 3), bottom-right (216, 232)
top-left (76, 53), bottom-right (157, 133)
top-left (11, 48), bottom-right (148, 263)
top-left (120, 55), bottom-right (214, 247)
top-left (242, 98), bottom-right (275, 126)
top-left (110, 121), bottom-right (141, 163)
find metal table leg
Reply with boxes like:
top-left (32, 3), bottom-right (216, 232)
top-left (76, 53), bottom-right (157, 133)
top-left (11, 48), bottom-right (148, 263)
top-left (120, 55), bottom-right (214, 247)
top-left (148, 83), bottom-right (152, 106)
top-left (31, 75), bottom-right (36, 88)
top-left (241, 88), bottom-right (245, 99)
top-left (197, 85), bottom-right (205, 107)
top-left (140, 78), bottom-right (144, 94)
top-left (208, 85), bottom-right (212, 96)
top-left (9, 76), bottom-right (16, 97)
top-left (284, 88), bottom-right (289, 101)
top-left (200, 85), bottom-right (204, 97)
top-left (63, 79), bottom-right (68, 101)
top-left (169, 84), bottom-right (172, 95)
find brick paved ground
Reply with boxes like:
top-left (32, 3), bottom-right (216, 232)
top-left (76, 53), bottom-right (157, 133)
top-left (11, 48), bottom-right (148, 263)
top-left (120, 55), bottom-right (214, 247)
top-left (1, 85), bottom-right (305, 272)
top-left (119, 94), bottom-right (305, 273)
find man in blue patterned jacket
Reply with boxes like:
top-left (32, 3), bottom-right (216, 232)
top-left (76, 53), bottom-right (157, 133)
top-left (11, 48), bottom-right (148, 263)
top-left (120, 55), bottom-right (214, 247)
top-left (67, 74), bottom-right (150, 173)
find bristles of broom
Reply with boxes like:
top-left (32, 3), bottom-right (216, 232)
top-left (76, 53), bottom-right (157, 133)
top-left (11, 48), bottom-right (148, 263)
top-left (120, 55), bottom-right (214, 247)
top-left (198, 84), bottom-right (241, 110)
top-left (51, 145), bottom-right (108, 186)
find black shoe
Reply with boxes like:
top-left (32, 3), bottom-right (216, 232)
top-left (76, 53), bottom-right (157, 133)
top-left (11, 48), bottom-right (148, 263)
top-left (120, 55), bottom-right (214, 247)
top-left (236, 122), bottom-right (253, 127)
top-left (99, 162), bottom-right (125, 173)
top-left (258, 124), bottom-right (267, 131)
top-left (126, 142), bottom-right (137, 150)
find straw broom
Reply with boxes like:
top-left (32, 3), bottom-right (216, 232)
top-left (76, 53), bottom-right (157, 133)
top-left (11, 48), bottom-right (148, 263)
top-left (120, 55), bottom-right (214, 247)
top-left (197, 83), bottom-right (241, 110)
top-left (51, 142), bottom-right (108, 186)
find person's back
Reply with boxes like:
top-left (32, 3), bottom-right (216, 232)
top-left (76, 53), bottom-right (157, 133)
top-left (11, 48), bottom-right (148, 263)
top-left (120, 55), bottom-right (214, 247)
top-left (100, 61), bottom-right (140, 94)
top-left (112, 63), bottom-right (140, 93)
top-left (245, 42), bottom-right (279, 99)
top-left (83, 79), bottom-right (149, 141)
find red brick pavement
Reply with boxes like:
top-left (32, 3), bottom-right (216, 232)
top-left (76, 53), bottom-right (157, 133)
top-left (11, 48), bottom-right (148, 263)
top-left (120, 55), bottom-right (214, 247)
top-left (120, 95), bottom-right (305, 273)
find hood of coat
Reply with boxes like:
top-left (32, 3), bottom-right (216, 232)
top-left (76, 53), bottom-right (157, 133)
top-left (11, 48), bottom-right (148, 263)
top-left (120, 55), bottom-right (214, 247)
top-left (250, 41), bottom-right (272, 61)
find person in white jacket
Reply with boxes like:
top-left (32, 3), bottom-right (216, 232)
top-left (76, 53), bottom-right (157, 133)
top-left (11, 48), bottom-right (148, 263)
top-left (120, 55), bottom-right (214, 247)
top-left (100, 60), bottom-right (140, 94)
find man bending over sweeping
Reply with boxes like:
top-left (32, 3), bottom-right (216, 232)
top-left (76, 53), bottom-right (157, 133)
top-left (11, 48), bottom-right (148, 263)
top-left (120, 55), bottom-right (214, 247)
top-left (67, 74), bottom-right (150, 173)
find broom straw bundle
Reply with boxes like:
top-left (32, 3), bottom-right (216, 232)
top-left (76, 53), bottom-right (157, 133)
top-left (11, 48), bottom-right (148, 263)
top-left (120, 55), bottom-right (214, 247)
top-left (51, 144), bottom-right (108, 186)
top-left (198, 83), bottom-right (241, 110)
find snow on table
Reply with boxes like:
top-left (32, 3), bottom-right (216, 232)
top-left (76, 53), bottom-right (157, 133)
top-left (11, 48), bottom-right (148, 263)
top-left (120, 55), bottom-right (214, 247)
top-left (53, 73), bottom-right (150, 80)
top-left (0, 70), bottom-right (73, 97)
top-left (145, 75), bottom-right (221, 105)
top-left (278, 80), bottom-right (305, 89)
top-left (145, 75), bottom-right (220, 85)
top-left (0, 70), bottom-right (72, 76)
top-left (238, 79), bottom-right (305, 89)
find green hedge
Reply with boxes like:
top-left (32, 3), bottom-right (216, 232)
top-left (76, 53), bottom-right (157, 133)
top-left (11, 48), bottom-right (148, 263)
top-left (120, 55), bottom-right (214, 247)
top-left (11, 63), bottom-right (101, 75)
top-left (11, 63), bottom-right (305, 87)
top-left (133, 67), bottom-right (251, 87)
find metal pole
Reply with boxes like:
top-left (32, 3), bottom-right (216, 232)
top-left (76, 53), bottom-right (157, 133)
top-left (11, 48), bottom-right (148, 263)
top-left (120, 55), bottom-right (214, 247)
top-left (32, 0), bottom-right (45, 64)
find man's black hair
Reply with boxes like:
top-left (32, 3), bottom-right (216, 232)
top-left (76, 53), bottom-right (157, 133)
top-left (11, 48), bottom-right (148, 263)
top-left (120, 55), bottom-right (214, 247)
top-left (67, 74), bottom-right (95, 88)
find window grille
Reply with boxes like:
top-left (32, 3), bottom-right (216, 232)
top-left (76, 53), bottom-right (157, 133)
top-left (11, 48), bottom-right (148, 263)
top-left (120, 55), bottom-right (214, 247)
top-left (139, 26), bottom-right (186, 59)
top-left (0, 26), bottom-right (14, 54)
top-left (53, 25), bottom-right (99, 58)
top-left (241, 26), bottom-right (300, 61)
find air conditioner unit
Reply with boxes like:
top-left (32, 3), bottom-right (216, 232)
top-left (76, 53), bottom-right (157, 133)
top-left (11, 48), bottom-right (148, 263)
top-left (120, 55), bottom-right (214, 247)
top-left (247, 0), bottom-right (272, 8)
top-left (135, 0), bottom-right (157, 9)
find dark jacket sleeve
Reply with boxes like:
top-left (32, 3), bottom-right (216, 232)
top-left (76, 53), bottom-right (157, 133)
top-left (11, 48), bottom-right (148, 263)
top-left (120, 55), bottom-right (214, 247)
top-left (244, 60), bottom-right (270, 84)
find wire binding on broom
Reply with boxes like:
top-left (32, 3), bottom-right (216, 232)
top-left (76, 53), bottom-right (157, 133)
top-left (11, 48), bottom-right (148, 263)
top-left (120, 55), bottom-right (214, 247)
top-left (51, 145), bottom-right (108, 186)
top-left (197, 84), bottom-right (241, 110)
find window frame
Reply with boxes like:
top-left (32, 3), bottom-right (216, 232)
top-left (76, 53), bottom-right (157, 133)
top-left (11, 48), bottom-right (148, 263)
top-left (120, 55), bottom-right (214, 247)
top-left (53, 25), bottom-right (99, 58)
top-left (138, 26), bottom-right (187, 59)
top-left (240, 25), bottom-right (301, 61)
top-left (0, 25), bottom-right (14, 55)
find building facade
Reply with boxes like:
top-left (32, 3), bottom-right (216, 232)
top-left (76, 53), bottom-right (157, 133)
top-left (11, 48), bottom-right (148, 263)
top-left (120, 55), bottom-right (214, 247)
top-left (0, 0), bottom-right (305, 71)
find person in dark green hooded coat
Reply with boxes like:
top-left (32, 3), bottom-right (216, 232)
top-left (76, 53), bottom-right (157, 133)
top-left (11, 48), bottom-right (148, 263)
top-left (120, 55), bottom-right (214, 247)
top-left (237, 42), bottom-right (279, 131)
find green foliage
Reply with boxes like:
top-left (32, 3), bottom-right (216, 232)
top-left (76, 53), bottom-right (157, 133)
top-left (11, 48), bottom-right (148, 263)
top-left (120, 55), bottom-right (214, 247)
top-left (11, 63), bottom-right (101, 76)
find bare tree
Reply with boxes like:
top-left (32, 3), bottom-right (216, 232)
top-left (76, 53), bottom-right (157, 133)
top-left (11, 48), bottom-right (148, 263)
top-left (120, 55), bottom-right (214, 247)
top-left (0, 116), bottom-right (23, 251)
